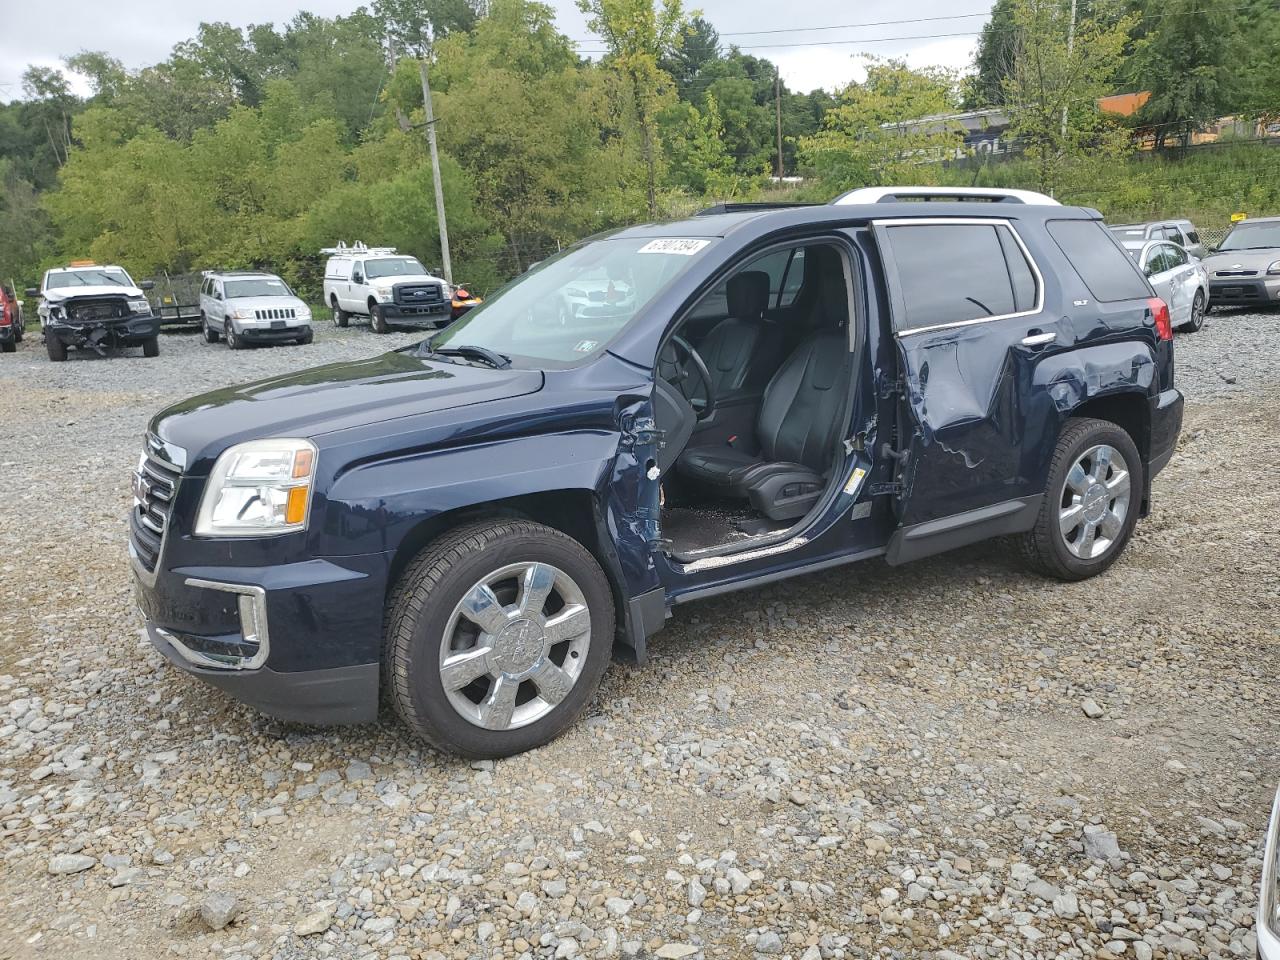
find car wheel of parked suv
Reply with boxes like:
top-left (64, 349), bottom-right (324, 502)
top-left (1020, 418), bottom-right (1143, 582)
top-left (384, 519), bottom-right (615, 759)
top-left (201, 315), bottom-right (220, 343)
top-left (226, 326), bottom-right (244, 350)
top-left (46, 337), bottom-right (67, 362)
top-left (297, 329), bottom-right (314, 345)
top-left (370, 303), bottom-right (390, 334)
top-left (142, 336), bottom-right (160, 358)
top-left (331, 300), bottom-right (349, 328)
top-left (1180, 290), bottom-right (1206, 333)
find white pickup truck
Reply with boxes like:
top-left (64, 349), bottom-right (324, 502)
top-left (321, 243), bottom-right (452, 333)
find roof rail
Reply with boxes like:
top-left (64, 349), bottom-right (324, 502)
top-left (319, 241), bottom-right (399, 256)
top-left (695, 201), bottom-right (821, 216)
top-left (832, 186), bottom-right (1060, 206)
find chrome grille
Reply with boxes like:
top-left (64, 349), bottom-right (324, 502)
top-left (1215, 269), bottom-right (1258, 277)
top-left (130, 438), bottom-right (181, 573)
top-left (253, 307), bottom-right (296, 320)
top-left (394, 283), bottom-right (444, 305)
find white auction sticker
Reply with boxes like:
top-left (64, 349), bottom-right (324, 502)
top-left (637, 238), bottom-right (711, 256)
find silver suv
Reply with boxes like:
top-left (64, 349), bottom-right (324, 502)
top-left (199, 271), bottom-right (313, 350)
top-left (1109, 220), bottom-right (1206, 259)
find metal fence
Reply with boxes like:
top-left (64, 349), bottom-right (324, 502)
top-left (1199, 225), bottom-right (1230, 249)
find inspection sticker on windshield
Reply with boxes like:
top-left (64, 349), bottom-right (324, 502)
top-left (637, 238), bottom-right (710, 256)
top-left (573, 339), bottom-right (599, 353)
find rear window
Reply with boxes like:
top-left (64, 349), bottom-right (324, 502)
top-left (1047, 220), bottom-right (1150, 302)
top-left (881, 222), bottom-right (1040, 332)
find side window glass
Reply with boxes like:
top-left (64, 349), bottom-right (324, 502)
top-left (996, 227), bottom-right (1037, 312)
top-left (352, 260), bottom-right (363, 281)
top-left (744, 249), bottom-right (791, 305)
top-left (883, 222), bottom-right (1032, 332)
top-left (1166, 245), bottom-right (1187, 266)
top-left (1186, 230), bottom-right (1200, 245)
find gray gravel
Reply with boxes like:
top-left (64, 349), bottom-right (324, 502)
top-left (0, 314), bottom-right (1277, 960)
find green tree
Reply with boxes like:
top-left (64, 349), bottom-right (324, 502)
top-left (1002, 0), bottom-right (1136, 196)
top-left (577, 0), bottom-right (692, 217)
top-left (0, 160), bottom-right (55, 288)
top-left (797, 58), bottom-right (961, 189)
top-left (967, 0), bottom-right (1019, 107)
top-left (1135, 0), bottom-right (1240, 147)
top-left (660, 94), bottom-right (743, 196)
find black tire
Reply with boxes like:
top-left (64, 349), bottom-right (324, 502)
top-left (142, 336), bottom-right (160, 358)
top-left (0, 339), bottom-right (14, 353)
top-left (331, 299), bottom-right (349, 328)
top-left (1179, 290), bottom-right (1206, 333)
top-left (1019, 417), bottom-right (1144, 582)
top-left (370, 303), bottom-right (390, 334)
top-left (384, 519), bottom-right (615, 759)
top-left (202, 315), bottom-right (219, 343)
top-left (46, 336), bottom-right (67, 362)
top-left (297, 328), bottom-right (314, 345)
top-left (226, 325), bottom-right (245, 350)
top-left (13, 324), bottom-right (22, 343)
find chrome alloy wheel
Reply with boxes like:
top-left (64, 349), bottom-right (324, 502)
top-left (1058, 444), bottom-right (1131, 560)
top-left (439, 562), bottom-right (592, 731)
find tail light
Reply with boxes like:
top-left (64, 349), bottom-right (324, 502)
top-left (1148, 297), bottom-right (1172, 341)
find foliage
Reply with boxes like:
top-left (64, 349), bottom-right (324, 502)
top-left (1133, 0), bottom-right (1240, 145)
top-left (796, 58), bottom-right (962, 190)
top-left (1001, 0), bottom-right (1136, 197)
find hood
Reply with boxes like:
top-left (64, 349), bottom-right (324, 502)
top-left (1202, 248), bottom-right (1280, 274)
top-left (226, 295), bottom-right (311, 313)
top-left (44, 285), bottom-right (143, 301)
top-left (152, 350), bottom-right (543, 471)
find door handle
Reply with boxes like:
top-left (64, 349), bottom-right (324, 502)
top-left (1021, 331), bottom-right (1056, 347)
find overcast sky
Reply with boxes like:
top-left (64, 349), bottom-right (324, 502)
top-left (0, 0), bottom-right (987, 102)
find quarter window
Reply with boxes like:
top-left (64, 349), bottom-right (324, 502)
top-left (1047, 219), bottom-right (1151, 302)
top-left (881, 222), bottom-right (1039, 332)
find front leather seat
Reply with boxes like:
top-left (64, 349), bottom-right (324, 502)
top-left (697, 271), bottom-right (785, 395)
top-left (677, 328), bottom-right (851, 520)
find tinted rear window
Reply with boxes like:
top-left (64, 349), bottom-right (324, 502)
top-left (1048, 220), bottom-right (1150, 302)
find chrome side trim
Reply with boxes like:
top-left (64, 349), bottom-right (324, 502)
top-left (872, 217), bottom-right (1047, 337)
top-left (173, 577), bottom-right (271, 670)
top-left (1260, 784), bottom-right (1280, 957)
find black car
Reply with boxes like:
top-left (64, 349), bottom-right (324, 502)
top-left (29, 263), bottom-right (161, 361)
top-left (131, 201), bottom-right (1183, 758)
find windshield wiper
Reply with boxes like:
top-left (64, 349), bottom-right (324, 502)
top-left (423, 343), bottom-right (511, 369)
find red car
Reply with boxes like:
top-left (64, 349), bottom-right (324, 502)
top-left (0, 285), bottom-right (23, 353)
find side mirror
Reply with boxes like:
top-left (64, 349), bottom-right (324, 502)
top-left (352, 273), bottom-right (364, 284)
top-left (139, 280), bottom-right (155, 291)
top-left (25, 287), bottom-right (38, 297)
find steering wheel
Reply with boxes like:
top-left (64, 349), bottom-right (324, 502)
top-left (666, 335), bottom-right (717, 421)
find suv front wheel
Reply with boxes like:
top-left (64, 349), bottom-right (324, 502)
top-left (331, 299), bottom-right (349, 328)
top-left (385, 519), bottom-right (614, 758)
top-left (1020, 417), bottom-right (1143, 581)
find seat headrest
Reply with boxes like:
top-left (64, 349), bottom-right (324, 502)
top-left (726, 270), bottom-right (770, 321)
top-left (799, 246), bottom-right (849, 329)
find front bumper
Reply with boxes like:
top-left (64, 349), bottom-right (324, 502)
top-left (1209, 277), bottom-right (1280, 307)
top-left (132, 550), bottom-right (390, 725)
top-left (379, 301), bottom-right (450, 324)
top-left (235, 322), bottom-right (311, 344)
top-left (47, 313), bottom-right (161, 344)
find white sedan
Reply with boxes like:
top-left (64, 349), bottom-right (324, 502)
top-left (1135, 239), bottom-right (1210, 334)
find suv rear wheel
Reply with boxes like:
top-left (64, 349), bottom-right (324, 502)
top-left (1020, 418), bottom-right (1142, 581)
top-left (384, 519), bottom-right (614, 758)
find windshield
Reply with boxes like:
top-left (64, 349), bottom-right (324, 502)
top-left (46, 268), bottom-right (132, 289)
top-left (1218, 221), bottom-right (1280, 251)
top-left (366, 257), bottom-right (428, 279)
top-left (225, 278), bottom-right (293, 298)
top-left (428, 235), bottom-right (717, 366)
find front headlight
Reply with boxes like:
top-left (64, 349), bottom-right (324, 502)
top-left (195, 439), bottom-right (317, 537)
top-left (1266, 260), bottom-right (1280, 276)
top-left (230, 307), bottom-right (254, 320)
top-left (371, 285), bottom-right (394, 301)
top-left (129, 298), bottom-right (151, 314)
top-left (296, 307), bottom-right (312, 321)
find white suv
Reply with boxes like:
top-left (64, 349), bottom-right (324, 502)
top-left (321, 243), bottom-right (451, 333)
top-left (198, 271), bottom-right (313, 350)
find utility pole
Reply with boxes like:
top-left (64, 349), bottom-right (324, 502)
top-left (1060, 0), bottom-right (1077, 139)
top-left (418, 57), bottom-right (453, 284)
top-left (774, 70), bottom-right (784, 179)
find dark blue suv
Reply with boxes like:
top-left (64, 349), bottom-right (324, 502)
top-left (131, 200), bottom-right (1183, 757)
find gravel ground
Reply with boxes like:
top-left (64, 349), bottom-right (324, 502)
top-left (0, 313), bottom-right (1277, 960)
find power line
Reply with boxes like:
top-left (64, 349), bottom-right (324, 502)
top-left (569, 11), bottom-right (992, 43)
